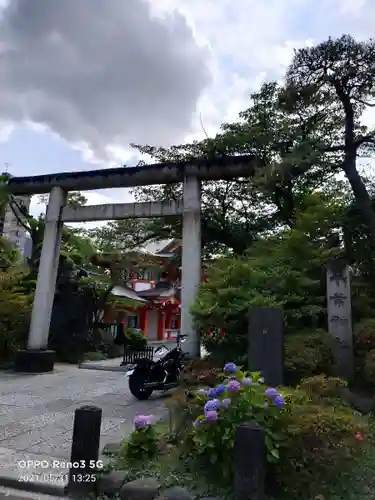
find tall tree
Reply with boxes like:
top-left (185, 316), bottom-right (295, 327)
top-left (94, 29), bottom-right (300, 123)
top-left (285, 35), bottom-right (375, 246)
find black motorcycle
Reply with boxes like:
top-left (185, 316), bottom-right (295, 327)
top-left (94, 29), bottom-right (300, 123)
top-left (126, 334), bottom-right (187, 400)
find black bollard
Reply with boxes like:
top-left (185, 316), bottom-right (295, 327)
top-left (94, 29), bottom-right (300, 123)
top-left (234, 422), bottom-right (266, 500)
top-left (66, 405), bottom-right (102, 496)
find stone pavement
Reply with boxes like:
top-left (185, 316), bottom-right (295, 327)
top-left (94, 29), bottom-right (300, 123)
top-left (0, 485), bottom-right (63, 499)
top-left (0, 362), bottom-right (168, 494)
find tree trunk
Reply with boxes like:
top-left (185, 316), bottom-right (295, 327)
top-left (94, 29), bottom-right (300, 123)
top-left (343, 155), bottom-right (375, 248)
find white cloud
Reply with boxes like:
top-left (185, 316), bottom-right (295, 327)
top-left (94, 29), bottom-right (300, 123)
top-left (0, 0), bottom-right (210, 161)
top-left (2, 0), bottom-right (375, 166)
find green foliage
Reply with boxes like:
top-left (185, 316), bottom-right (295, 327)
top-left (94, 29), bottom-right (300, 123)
top-left (284, 330), bottom-right (334, 385)
top-left (354, 318), bottom-right (375, 354)
top-left (193, 194), bottom-right (341, 361)
top-left (83, 351), bottom-right (107, 361)
top-left (186, 367), bottom-right (284, 484)
top-left (364, 350), bottom-right (375, 386)
top-left (123, 422), bottom-right (158, 462)
top-left (0, 236), bottom-right (20, 269)
top-left (166, 364), bottom-right (370, 499)
top-left (353, 318), bottom-right (375, 385)
top-left (275, 402), bottom-right (370, 499)
top-left (0, 267), bottom-right (32, 362)
top-left (125, 327), bottom-right (147, 349)
top-left (298, 374), bottom-right (348, 405)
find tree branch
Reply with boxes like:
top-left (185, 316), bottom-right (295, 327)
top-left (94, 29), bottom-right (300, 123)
top-left (353, 97), bottom-right (375, 107)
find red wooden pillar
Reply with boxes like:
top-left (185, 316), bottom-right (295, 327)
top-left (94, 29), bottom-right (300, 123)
top-left (165, 306), bottom-right (172, 339)
top-left (157, 310), bottom-right (165, 340)
top-left (139, 308), bottom-right (148, 337)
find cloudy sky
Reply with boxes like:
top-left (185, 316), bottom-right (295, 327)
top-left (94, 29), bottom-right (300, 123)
top-left (0, 0), bottom-right (374, 218)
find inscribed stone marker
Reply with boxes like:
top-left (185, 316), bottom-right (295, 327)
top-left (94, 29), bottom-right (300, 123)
top-left (248, 307), bottom-right (284, 386)
top-left (326, 258), bottom-right (353, 380)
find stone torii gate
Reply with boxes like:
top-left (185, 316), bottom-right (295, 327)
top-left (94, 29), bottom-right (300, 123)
top-left (7, 156), bottom-right (255, 372)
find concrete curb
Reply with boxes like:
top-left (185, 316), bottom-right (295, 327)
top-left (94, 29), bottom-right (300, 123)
top-left (78, 363), bottom-right (128, 372)
top-left (0, 475), bottom-right (66, 497)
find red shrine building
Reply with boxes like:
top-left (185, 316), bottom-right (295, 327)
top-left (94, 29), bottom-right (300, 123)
top-left (97, 239), bottom-right (193, 341)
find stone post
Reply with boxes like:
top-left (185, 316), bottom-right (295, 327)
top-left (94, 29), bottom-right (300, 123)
top-left (181, 174), bottom-right (201, 358)
top-left (248, 307), bottom-right (284, 386)
top-left (234, 422), bottom-right (266, 500)
top-left (67, 405), bottom-right (102, 496)
top-left (326, 258), bottom-right (354, 380)
top-left (14, 187), bottom-right (66, 373)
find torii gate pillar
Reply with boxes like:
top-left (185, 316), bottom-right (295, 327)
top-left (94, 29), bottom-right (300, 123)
top-left (181, 174), bottom-right (201, 358)
top-left (14, 187), bottom-right (66, 372)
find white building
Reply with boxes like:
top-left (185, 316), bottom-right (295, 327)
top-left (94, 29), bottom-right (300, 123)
top-left (0, 172), bottom-right (32, 259)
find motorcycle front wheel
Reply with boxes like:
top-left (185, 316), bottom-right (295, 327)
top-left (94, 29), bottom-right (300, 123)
top-left (129, 371), bottom-right (153, 400)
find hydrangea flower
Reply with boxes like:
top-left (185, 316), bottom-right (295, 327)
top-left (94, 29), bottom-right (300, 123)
top-left (273, 395), bottom-right (285, 408)
top-left (228, 380), bottom-right (241, 393)
top-left (204, 399), bottom-right (220, 413)
top-left (221, 398), bottom-right (231, 409)
top-left (214, 384), bottom-right (226, 396)
top-left (134, 414), bottom-right (153, 429)
top-left (205, 410), bottom-right (218, 422)
top-left (223, 377), bottom-right (235, 384)
top-left (241, 377), bottom-right (252, 387)
top-left (265, 388), bottom-right (279, 399)
top-left (207, 387), bottom-right (218, 398)
top-left (193, 418), bottom-right (203, 428)
top-left (223, 362), bottom-right (237, 374)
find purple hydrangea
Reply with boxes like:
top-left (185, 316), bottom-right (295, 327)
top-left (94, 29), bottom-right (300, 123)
top-left (204, 399), bottom-right (220, 413)
top-left (223, 377), bottom-right (235, 384)
top-left (265, 388), bottom-right (279, 399)
top-left (207, 387), bottom-right (218, 398)
top-left (223, 362), bottom-right (237, 374)
top-left (134, 414), bottom-right (153, 429)
top-left (273, 395), bottom-right (285, 409)
top-left (193, 418), bottom-right (203, 428)
top-left (205, 410), bottom-right (218, 422)
top-left (221, 398), bottom-right (231, 409)
top-left (215, 384), bottom-right (226, 396)
top-left (228, 380), bottom-right (241, 393)
top-left (241, 377), bottom-right (252, 387)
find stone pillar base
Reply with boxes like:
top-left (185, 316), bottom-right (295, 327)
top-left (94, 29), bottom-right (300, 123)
top-left (14, 349), bottom-right (56, 373)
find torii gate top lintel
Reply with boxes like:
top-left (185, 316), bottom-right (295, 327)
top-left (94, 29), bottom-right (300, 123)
top-left (7, 154), bottom-right (256, 195)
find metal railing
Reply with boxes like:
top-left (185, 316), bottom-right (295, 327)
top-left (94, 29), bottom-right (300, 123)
top-left (122, 346), bottom-right (154, 365)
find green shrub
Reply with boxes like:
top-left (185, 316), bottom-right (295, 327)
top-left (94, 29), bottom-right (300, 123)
top-left (83, 351), bottom-right (107, 361)
top-left (0, 268), bottom-right (32, 363)
top-left (274, 402), bottom-right (370, 498)
top-left (353, 318), bottom-right (375, 385)
top-left (354, 318), bottom-right (375, 354)
top-left (298, 374), bottom-right (348, 405)
top-left (185, 365), bottom-right (286, 484)
top-left (125, 328), bottom-right (147, 349)
top-left (122, 415), bottom-right (158, 462)
top-left (364, 349), bottom-right (375, 385)
top-left (173, 362), bottom-right (369, 499)
top-left (284, 330), bottom-right (334, 385)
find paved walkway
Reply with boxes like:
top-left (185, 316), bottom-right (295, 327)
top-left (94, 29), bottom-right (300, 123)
top-left (0, 363), bottom-right (168, 493)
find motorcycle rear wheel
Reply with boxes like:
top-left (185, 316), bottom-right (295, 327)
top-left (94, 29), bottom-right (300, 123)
top-left (129, 371), bottom-right (153, 400)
